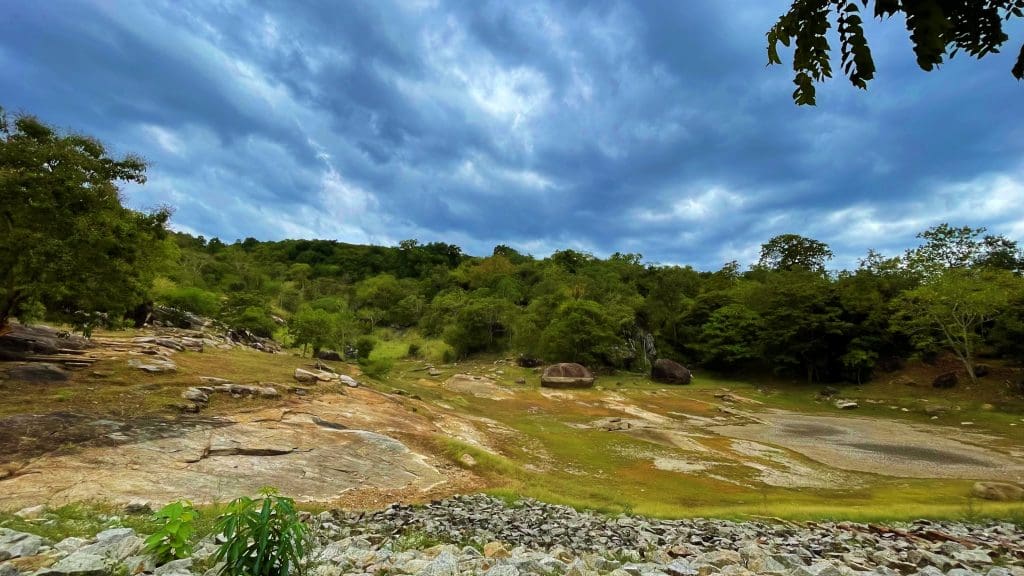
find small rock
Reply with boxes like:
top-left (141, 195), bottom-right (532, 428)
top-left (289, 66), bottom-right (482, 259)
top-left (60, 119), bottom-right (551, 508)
top-left (0, 531), bottom-right (44, 561)
top-left (483, 542), bottom-right (511, 559)
top-left (485, 567), bottom-right (520, 576)
top-left (37, 553), bottom-right (107, 576)
top-left (834, 399), bottom-right (858, 410)
top-left (128, 358), bottom-right (177, 373)
top-left (154, 558), bottom-right (193, 576)
top-left (294, 368), bottom-right (320, 383)
top-left (954, 549), bottom-right (992, 565)
top-left (182, 387), bottom-right (209, 403)
top-left (665, 559), bottom-right (698, 576)
top-left (124, 499), bottom-right (152, 514)
top-left (339, 375), bottom-right (360, 388)
top-left (13, 505), bottom-right (45, 519)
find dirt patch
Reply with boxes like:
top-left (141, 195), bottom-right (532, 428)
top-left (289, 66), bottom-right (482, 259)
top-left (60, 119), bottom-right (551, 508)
top-left (847, 443), bottom-right (990, 466)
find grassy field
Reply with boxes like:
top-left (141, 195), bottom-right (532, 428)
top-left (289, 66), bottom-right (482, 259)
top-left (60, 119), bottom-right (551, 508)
top-left (2, 328), bottom-right (1023, 525)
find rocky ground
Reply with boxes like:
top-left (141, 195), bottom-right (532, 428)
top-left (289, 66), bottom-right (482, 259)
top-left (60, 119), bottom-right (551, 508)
top-left (2, 495), bottom-right (1022, 576)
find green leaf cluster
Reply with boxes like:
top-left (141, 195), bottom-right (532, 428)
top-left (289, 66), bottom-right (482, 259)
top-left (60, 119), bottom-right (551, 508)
top-left (768, 1), bottom-right (1024, 104)
top-left (212, 489), bottom-right (307, 576)
top-left (1, 109), bottom-right (171, 330)
top-left (144, 501), bottom-right (199, 564)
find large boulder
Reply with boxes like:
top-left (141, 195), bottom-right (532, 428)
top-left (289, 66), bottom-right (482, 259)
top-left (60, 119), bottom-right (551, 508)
top-left (7, 363), bottom-right (70, 382)
top-left (540, 363), bottom-right (594, 389)
top-left (932, 371), bottom-right (958, 389)
top-left (971, 481), bottom-right (1024, 501)
top-left (0, 324), bottom-right (90, 361)
top-left (651, 359), bottom-right (692, 385)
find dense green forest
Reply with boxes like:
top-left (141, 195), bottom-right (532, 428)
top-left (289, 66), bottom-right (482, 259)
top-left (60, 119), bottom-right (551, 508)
top-left (151, 224), bottom-right (1024, 384)
top-left (4, 109), bottom-right (1023, 385)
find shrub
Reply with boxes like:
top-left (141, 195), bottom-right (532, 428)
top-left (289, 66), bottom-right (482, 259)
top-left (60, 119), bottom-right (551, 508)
top-left (419, 339), bottom-right (456, 364)
top-left (360, 356), bottom-right (394, 379)
top-left (232, 307), bottom-right (278, 338)
top-left (161, 287), bottom-right (221, 317)
top-left (213, 489), bottom-right (307, 576)
top-left (354, 335), bottom-right (377, 359)
top-left (144, 500), bottom-right (199, 564)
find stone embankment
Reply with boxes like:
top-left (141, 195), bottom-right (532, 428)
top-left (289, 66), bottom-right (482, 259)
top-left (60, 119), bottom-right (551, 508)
top-left (3, 495), bottom-right (1022, 576)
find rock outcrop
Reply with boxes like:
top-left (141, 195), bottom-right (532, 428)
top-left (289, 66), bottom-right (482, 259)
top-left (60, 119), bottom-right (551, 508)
top-left (0, 324), bottom-right (91, 362)
top-left (540, 363), bottom-right (594, 389)
top-left (6, 363), bottom-right (70, 382)
top-left (971, 481), bottom-right (1024, 501)
top-left (650, 359), bottom-right (692, 385)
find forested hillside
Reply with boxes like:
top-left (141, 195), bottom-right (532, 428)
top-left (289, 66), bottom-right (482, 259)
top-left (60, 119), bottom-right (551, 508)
top-left (152, 225), bottom-right (1024, 384)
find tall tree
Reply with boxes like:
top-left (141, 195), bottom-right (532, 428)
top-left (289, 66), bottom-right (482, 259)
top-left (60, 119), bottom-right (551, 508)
top-left (758, 234), bottom-right (834, 273)
top-left (768, 1), bottom-right (1024, 104)
top-left (893, 268), bottom-right (1020, 382)
top-left (904, 223), bottom-right (1023, 276)
top-left (0, 110), bottom-right (170, 332)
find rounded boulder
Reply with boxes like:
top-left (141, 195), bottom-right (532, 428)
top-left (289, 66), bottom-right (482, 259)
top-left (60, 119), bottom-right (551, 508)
top-left (540, 363), bottom-right (595, 389)
top-left (651, 359), bottom-right (692, 385)
top-left (971, 481), bottom-right (1024, 502)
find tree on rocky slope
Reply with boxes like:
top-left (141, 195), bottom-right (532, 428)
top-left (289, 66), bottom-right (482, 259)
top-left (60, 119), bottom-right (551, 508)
top-left (0, 109), bottom-right (170, 333)
top-left (768, 0), bottom-right (1024, 104)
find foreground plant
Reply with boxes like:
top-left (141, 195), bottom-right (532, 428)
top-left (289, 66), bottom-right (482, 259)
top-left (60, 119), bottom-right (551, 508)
top-left (213, 488), bottom-right (307, 576)
top-left (144, 500), bottom-right (199, 564)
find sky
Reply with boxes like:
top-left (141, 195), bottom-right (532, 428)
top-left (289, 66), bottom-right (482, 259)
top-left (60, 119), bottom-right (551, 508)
top-left (2, 1), bottom-right (1023, 270)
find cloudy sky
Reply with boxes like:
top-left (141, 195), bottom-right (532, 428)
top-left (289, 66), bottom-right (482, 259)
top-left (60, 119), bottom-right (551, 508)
top-left (3, 1), bottom-right (1022, 269)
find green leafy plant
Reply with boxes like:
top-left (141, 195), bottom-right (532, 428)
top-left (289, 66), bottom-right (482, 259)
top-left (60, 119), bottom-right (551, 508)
top-left (213, 488), bottom-right (307, 576)
top-left (144, 500), bottom-right (199, 564)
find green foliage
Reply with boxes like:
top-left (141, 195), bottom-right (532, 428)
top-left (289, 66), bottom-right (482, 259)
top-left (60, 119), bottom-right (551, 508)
top-left (539, 299), bottom-right (622, 366)
top-left (159, 286), bottom-right (221, 317)
top-left (360, 356), bottom-right (395, 379)
top-left (289, 306), bottom-right (355, 355)
top-left (758, 234), bottom-right (834, 273)
top-left (141, 214), bottom-right (1022, 385)
top-left (144, 500), bottom-right (199, 564)
top-left (697, 303), bottom-right (764, 368)
top-left (768, 1), bottom-right (1024, 105)
top-left (0, 109), bottom-right (171, 329)
top-left (233, 307), bottom-right (278, 338)
top-left (442, 296), bottom-right (514, 357)
top-left (894, 268), bottom-right (1021, 381)
top-left (417, 338), bottom-right (456, 364)
top-left (212, 489), bottom-right (307, 576)
top-left (354, 335), bottom-right (377, 359)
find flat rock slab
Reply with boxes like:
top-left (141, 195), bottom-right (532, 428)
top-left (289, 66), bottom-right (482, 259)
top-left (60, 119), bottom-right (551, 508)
top-left (0, 393), bottom-right (447, 507)
top-left (711, 412), bottom-right (1024, 481)
top-left (442, 374), bottom-right (514, 400)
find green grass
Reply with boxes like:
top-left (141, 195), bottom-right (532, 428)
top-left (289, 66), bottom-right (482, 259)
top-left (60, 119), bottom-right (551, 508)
top-left (6, 329), bottom-right (1023, 524)
top-left (373, 356), bottom-right (1024, 522)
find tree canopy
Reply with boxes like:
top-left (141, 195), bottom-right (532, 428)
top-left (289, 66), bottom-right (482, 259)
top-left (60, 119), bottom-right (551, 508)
top-left (768, 0), bottom-right (1024, 104)
top-left (0, 109), bottom-right (171, 332)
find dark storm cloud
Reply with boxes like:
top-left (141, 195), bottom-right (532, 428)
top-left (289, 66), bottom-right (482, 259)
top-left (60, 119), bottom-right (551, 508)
top-left (2, 0), bottom-right (1022, 268)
